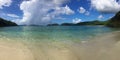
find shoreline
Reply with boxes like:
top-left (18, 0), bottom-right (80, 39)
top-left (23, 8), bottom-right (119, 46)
top-left (0, 31), bottom-right (120, 60)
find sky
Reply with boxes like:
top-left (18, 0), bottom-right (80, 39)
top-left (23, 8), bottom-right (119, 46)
top-left (0, 0), bottom-right (120, 25)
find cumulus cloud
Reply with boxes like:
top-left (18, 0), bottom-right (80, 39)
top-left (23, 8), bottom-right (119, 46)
top-left (78, 7), bottom-right (86, 13)
top-left (78, 7), bottom-right (90, 16)
top-left (18, 0), bottom-right (74, 25)
top-left (7, 14), bottom-right (19, 18)
top-left (98, 15), bottom-right (104, 19)
top-left (91, 0), bottom-right (120, 13)
top-left (73, 18), bottom-right (81, 24)
top-left (62, 5), bottom-right (75, 15)
top-left (0, 0), bottom-right (12, 9)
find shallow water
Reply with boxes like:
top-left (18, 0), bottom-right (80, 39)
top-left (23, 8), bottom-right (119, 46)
top-left (0, 26), bottom-right (116, 41)
top-left (0, 26), bottom-right (120, 60)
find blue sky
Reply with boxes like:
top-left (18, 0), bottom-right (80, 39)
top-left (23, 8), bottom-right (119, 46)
top-left (0, 0), bottom-right (120, 25)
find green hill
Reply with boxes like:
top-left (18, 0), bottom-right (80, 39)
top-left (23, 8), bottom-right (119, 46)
top-left (48, 11), bottom-right (120, 27)
top-left (107, 11), bottom-right (120, 27)
top-left (0, 18), bottom-right (17, 27)
top-left (76, 20), bottom-right (107, 26)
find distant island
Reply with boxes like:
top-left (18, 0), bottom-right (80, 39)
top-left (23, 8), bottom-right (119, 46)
top-left (48, 11), bottom-right (120, 28)
top-left (47, 20), bottom-right (107, 26)
top-left (0, 18), bottom-right (17, 27)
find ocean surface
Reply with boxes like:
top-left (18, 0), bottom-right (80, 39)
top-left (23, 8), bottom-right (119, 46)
top-left (0, 26), bottom-right (120, 60)
top-left (0, 26), bottom-right (118, 41)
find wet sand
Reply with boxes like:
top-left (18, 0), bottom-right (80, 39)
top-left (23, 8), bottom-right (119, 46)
top-left (0, 31), bottom-right (120, 60)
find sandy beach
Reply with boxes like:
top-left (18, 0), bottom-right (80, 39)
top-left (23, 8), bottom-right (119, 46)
top-left (0, 38), bottom-right (34, 60)
top-left (0, 31), bottom-right (120, 60)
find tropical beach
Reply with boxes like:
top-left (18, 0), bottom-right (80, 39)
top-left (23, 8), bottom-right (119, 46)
top-left (0, 26), bottom-right (119, 60)
top-left (0, 0), bottom-right (120, 60)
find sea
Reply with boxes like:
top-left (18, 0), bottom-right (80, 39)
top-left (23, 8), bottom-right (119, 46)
top-left (0, 26), bottom-right (120, 60)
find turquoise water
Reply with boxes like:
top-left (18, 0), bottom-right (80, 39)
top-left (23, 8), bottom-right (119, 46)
top-left (0, 26), bottom-right (120, 60)
top-left (0, 26), bottom-right (118, 42)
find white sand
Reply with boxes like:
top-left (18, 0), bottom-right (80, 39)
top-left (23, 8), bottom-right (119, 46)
top-left (0, 39), bottom-right (34, 60)
top-left (0, 31), bottom-right (120, 60)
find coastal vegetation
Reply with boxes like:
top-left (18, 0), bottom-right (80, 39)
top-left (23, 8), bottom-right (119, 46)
top-left (107, 11), bottom-right (120, 27)
top-left (47, 23), bottom-right (59, 26)
top-left (48, 20), bottom-right (108, 26)
top-left (48, 11), bottom-right (120, 28)
top-left (0, 18), bottom-right (17, 27)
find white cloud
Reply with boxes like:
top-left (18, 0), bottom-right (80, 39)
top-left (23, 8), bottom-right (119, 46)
top-left (91, 0), bottom-right (120, 13)
top-left (78, 7), bottom-right (86, 13)
top-left (85, 11), bottom-right (90, 15)
top-left (78, 7), bottom-right (90, 16)
top-left (63, 5), bottom-right (75, 15)
top-left (50, 5), bottom-right (74, 16)
top-left (0, 0), bottom-right (12, 9)
top-left (73, 18), bottom-right (81, 24)
top-left (7, 14), bottom-right (19, 18)
top-left (18, 0), bottom-right (74, 25)
top-left (98, 15), bottom-right (104, 19)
